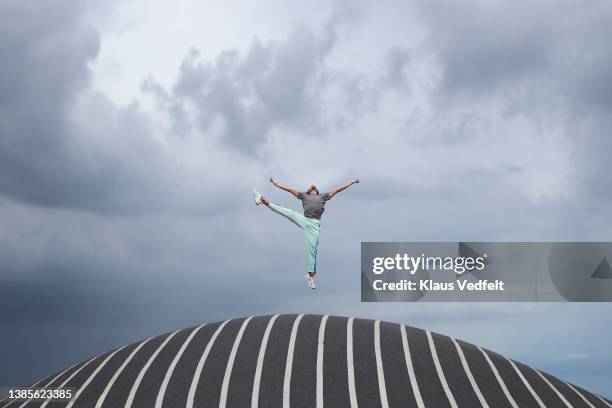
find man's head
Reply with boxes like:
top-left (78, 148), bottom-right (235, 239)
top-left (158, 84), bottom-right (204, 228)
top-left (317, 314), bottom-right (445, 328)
top-left (307, 184), bottom-right (319, 195)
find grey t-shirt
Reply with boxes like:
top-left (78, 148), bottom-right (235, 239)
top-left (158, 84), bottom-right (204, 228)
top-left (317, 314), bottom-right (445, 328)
top-left (298, 192), bottom-right (330, 219)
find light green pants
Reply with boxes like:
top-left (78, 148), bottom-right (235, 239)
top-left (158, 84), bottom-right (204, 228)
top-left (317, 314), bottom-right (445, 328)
top-left (269, 202), bottom-right (321, 273)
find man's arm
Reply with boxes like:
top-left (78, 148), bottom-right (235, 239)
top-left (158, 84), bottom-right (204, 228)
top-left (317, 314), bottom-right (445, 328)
top-left (327, 179), bottom-right (359, 199)
top-left (269, 178), bottom-right (300, 198)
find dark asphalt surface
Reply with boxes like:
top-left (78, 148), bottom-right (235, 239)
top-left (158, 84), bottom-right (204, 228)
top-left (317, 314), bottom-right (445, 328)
top-left (2, 314), bottom-right (610, 407)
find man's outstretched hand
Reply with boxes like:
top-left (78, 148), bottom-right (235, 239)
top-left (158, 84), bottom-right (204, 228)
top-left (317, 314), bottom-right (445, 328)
top-left (353, 178), bottom-right (360, 184)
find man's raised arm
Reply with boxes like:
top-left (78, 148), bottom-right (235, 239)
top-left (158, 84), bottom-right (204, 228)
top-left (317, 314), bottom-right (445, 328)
top-left (270, 178), bottom-right (300, 198)
top-left (327, 179), bottom-right (359, 199)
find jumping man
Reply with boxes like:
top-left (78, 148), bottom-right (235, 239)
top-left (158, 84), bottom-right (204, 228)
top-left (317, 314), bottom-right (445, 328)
top-left (253, 178), bottom-right (359, 289)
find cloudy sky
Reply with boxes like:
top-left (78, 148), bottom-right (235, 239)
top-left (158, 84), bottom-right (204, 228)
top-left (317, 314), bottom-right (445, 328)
top-left (1, 0), bottom-right (612, 397)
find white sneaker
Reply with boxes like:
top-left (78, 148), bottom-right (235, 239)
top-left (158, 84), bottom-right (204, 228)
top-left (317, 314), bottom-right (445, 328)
top-left (305, 274), bottom-right (316, 289)
top-left (252, 189), bottom-right (262, 205)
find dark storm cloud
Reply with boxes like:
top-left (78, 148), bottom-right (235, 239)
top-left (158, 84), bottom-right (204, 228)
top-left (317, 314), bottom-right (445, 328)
top-left (417, 0), bottom-right (612, 111)
top-left (142, 22), bottom-right (380, 155)
top-left (0, 1), bottom-right (99, 204)
top-left (172, 26), bottom-right (326, 150)
top-left (418, 1), bottom-right (553, 97)
top-left (416, 0), bottom-right (612, 200)
top-left (0, 2), bottom-right (249, 215)
top-left (0, 0), bottom-right (377, 213)
top-left (0, 1), bottom-right (168, 214)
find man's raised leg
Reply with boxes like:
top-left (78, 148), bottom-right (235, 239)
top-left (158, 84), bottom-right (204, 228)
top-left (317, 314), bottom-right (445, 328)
top-left (267, 202), bottom-right (305, 229)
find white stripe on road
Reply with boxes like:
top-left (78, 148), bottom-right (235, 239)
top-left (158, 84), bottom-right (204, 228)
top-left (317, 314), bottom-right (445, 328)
top-left (39, 355), bottom-right (102, 408)
top-left (282, 314), bottom-right (304, 408)
top-left (65, 345), bottom-right (127, 408)
top-left (504, 357), bottom-right (545, 408)
top-left (154, 326), bottom-right (206, 408)
top-left (95, 338), bottom-right (152, 408)
top-left (374, 320), bottom-right (390, 408)
top-left (426, 331), bottom-right (458, 408)
top-left (251, 315), bottom-right (279, 408)
top-left (125, 330), bottom-right (180, 408)
top-left (0, 392), bottom-right (11, 405)
top-left (451, 339), bottom-right (489, 408)
top-left (562, 380), bottom-right (596, 408)
top-left (316, 315), bottom-right (329, 408)
top-left (534, 369), bottom-right (572, 407)
top-left (400, 325), bottom-right (425, 408)
top-left (10, 362), bottom-right (79, 408)
top-left (347, 317), bottom-right (359, 408)
top-left (219, 318), bottom-right (253, 408)
top-left (2, 376), bottom-right (47, 406)
top-left (479, 347), bottom-right (519, 408)
top-left (595, 394), bottom-right (612, 408)
top-left (186, 321), bottom-right (229, 408)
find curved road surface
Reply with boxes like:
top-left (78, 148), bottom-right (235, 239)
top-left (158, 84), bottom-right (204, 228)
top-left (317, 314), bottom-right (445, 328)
top-left (1, 314), bottom-right (610, 407)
